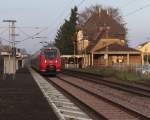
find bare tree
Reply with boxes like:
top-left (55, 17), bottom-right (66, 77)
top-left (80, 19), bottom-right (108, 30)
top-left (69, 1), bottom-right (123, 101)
top-left (78, 5), bottom-right (124, 26)
top-left (107, 7), bottom-right (124, 25)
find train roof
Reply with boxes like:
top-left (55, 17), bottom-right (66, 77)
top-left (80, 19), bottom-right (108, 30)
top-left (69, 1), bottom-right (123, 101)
top-left (31, 46), bottom-right (59, 58)
top-left (41, 46), bottom-right (58, 50)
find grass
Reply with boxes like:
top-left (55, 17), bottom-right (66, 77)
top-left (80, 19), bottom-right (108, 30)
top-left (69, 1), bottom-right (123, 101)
top-left (73, 67), bottom-right (150, 81)
top-left (114, 71), bottom-right (141, 81)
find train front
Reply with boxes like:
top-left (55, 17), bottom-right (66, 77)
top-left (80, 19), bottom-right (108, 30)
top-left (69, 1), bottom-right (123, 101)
top-left (40, 48), bottom-right (61, 75)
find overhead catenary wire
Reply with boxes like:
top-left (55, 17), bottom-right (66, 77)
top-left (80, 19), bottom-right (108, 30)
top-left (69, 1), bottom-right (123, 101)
top-left (48, 0), bottom-right (86, 38)
top-left (16, 0), bottom-right (75, 43)
top-left (16, 27), bottom-right (34, 37)
top-left (124, 3), bottom-right (150, 17)
top-left (0, 28), bottom-right (8, 35)
top-left (77, 0), bottom-right (86, 7)
top-left (2, 0), bottom-right (148, 43)
top-left (0, 26), bottom-right (47, 29)
top-left (15, 26), bottom-right (46, 29)
top-left (17, 27), bottom-right (49, 42)
top-left (0, 36), bottom-right (12, 43)
top-left (0, 0), bottom-right (86, 45)
top-left (16, 0), bottom-right (86, 44)
top-left (119, 0), bottom-right (139, 9)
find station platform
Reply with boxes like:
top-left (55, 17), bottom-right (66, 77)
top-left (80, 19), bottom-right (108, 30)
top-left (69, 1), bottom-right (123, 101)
top-left (0, 68), bottom-right (58, 120)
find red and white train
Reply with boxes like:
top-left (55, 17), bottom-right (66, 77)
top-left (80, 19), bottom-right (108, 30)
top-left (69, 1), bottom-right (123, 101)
top-left (31, 47), bottom-right (61, 75)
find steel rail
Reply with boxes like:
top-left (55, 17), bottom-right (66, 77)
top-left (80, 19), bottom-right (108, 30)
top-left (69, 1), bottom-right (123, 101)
top-left (55, 75), bottom-right (150, 120)
top-left (61, 70), bottom-right (150, 98)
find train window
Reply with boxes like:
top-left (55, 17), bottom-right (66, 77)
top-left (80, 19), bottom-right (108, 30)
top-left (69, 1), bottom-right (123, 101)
top-left (44, 49), bottom-right (57, 59)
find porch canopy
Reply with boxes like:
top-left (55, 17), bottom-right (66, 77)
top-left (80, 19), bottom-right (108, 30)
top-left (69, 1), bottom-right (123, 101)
top-left (94, 44), bottom-right (141, 55)
top-left (92, 44), bottom-right (142, 65)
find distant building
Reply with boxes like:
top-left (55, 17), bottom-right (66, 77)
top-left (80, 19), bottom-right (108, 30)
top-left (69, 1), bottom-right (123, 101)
top-left (76, 9), bottom-right (142, 66)
top-left (137, 41), bottom-right (150, 53)
top-left (137, 41), bottom-right (150, 64)
top-left (76, 9), bottom-right (126, 53)
top-left (0, 44), bottom-right (28, 75)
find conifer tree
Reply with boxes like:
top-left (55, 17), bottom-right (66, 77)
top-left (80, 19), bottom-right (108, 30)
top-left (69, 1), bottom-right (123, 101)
top-left (55, 6), bottom-right (78, 55)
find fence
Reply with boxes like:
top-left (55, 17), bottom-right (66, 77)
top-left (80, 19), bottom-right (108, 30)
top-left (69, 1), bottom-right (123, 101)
top-left (90, 63), bottom-right (150, 78)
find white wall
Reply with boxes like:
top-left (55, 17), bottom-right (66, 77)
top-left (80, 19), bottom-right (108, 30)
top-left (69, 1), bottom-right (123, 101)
top-left (4, 56), bottom-right (16, 74)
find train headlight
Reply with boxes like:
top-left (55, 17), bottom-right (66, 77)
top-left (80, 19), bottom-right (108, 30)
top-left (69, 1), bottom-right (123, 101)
top-left (45, 60), bottom-right (47, 63)
top-left (55, 59), bottom-right (58, 63)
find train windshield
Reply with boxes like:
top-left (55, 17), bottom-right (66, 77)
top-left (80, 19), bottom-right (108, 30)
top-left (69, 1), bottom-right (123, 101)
top-left (44, 49), bottom-right (57, 59)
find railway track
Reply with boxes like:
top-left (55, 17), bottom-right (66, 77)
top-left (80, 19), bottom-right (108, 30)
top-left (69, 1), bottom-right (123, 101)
top-left (61, 69), bottom-right (150, 98)
top-left (30, 68), bottom-right (94, 120)
top-left (31, 68), bottom-right (150, 120)
top-left (54, 74), bottom-right (150, 120)
top-left (134, 80), bottom-right (150, 88)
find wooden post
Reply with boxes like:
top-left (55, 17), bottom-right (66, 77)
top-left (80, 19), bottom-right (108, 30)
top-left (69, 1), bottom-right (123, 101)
top-left (106, 54), bottom-right (108, 66)
top-left (91, 52), bottom-right (94, 66)
top-left (127, 54), bottom-right (130, 65)
top-left (67, 57), bottom-right (69, 68)
top-left (104, 53), bottom-right (108, 66)
top-left (88, 54), bottom-right (90, 66)
top-left (141, 53), bottom-right (144, 65)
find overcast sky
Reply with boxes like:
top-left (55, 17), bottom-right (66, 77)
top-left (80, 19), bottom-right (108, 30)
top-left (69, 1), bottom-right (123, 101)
top-left (0, 0), bottom-right (150, 53)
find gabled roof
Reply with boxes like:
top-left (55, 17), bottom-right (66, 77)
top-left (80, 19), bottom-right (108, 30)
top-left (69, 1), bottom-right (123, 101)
top-left (80, 10), bottom-right (126, 52)
top-left (138, 41), bottom-right (150, 47)
top-left (83, 11), bottom-right (126, 40)
top-left (86, 32), bottom-right (102, 52)
top-left (95, 44), bottom-right (140, 53)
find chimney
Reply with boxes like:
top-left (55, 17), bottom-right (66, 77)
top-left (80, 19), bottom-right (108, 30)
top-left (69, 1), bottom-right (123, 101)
top-left (107, 9), bottom-right (109, 16)
top-left (98, 8), bottom-right (101, 16)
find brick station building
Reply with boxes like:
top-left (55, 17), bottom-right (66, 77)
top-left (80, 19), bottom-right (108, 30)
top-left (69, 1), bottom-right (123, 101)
top-left (76, 9), bottom-right (142, 67)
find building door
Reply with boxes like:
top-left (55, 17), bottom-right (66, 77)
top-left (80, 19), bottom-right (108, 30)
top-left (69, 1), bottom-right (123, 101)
top-left (18, 60), bottom-right (22, 69)
top-left (0, 56), bottom-right (4, 75)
